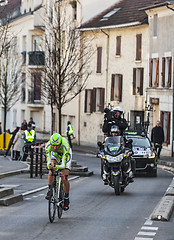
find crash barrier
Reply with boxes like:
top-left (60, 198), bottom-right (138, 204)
top-left (22, 142), bottom-right (47, 179)
top-left (0, 133), bottom-right (11, 150)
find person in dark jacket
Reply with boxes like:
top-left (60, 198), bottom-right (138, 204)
top-left (4, 127), bottom-right (20, 157)
top-left (102, 106), bottom-right (128, 136)
top-left (151, 121), bottom-right (164, 159)
top-left (21, 119), bottom-right (27, 130)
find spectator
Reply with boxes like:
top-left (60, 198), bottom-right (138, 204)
top-left (29, 117), bottom-right (36, 130)
top-left (4, 127), bottom-right (20, 158)
top-left (66, 121), bottom-right (74, 148)
top-left (13, 127), bottom-right (22, 160)
top-left (151, 120), bottom-right (164, 159)
top-left (21, 120), bottom-right (27, 130)
top-left (0, 122), bottom-right (2, 134)
top-left (22, 123), bottom-right (36, 161)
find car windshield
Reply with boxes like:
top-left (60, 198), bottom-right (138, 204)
top-left (126, 136), bottom-right (151, 148)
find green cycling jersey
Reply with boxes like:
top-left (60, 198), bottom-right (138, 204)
top-left (45, 137), bottom-right (71, 170)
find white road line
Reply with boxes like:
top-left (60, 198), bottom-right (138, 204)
top-left (138, 231), bottom-right (156, 236)
top-left (141, 226), bottom-right (158, 231)
top-left (144, 219), bottom-right (153, 225)
top-left (135, 238), bottom-right (153, 240)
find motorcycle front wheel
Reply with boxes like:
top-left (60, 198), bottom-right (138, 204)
top-left (113, 175), bottom-right (120, 195)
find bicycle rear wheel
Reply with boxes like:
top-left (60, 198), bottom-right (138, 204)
top-left (48, 181), bottom-right (56, 223)
top-left (57, 181), bottom-right (64, 219)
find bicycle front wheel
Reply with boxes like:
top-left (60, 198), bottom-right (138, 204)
top-left (48, 181), bottom-right (56, 223)
top-left (57, 181), bottom-right (64, 219)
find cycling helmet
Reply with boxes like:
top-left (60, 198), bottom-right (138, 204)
top-left (50, 133), bottom-right (62, 145)
top-left (111, 125), bottom-right (120, 134)
top-left (113, 106), bottom-right (124, 113)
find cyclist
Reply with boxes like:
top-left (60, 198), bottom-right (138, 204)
top-left (45, 133), bottom-right (72, 211)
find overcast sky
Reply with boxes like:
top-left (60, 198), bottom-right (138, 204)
top-left (82, 0), bottom-right (119, 23)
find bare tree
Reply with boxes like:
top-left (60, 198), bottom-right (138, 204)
top-left (42, 1), bottom-right (93, 134)
top-left (0, 26), bottom-right (22, 132)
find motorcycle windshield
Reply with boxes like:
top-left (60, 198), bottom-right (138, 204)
top-left (105, 136), bottom-right (122, 155)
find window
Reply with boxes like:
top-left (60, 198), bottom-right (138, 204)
top-left (162, 57), bottom-right (172, 88)
top-left (153, 14), bottom-right (157, 37)
top-left (111, 74), bottom-right (122, 101)
top-left (133, 68), bottom-right (143, 95)
top-left (32, 36), bottom-right (43, 51)
top-left (116, 36), bottom-right (121, 56)
top-left (160, 111), bottom-right (170, 145)
top-left (149, 58), bottom-right (159, 87)
top-left (84, 88), bottom-right (105, 113)
top-left (13, 109), bottom-right (17, 127)
top-left (96, 47), bottom-right (102, 73)
top-left (31, 72), bottom-right (41, 102)
top-left (136, 34), bottom-right (142, 61)
top-left (71, 1), bottom-right (77, 20)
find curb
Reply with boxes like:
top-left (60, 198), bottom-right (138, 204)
top-left (22, 175), bottom-right (80, 197)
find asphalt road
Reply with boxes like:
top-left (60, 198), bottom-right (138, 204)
top-left (0, 152), bottom-right (173, 240)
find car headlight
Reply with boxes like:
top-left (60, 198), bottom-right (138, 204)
top-left (106, 154), bottom-right (123, 163)
top-left (148, 152), bottom-right (156, 159)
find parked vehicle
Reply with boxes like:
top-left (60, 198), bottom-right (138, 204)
top-left (98, 136), bottom-right (134, 195)
top-left (124, 130), bottom-right (157, 177)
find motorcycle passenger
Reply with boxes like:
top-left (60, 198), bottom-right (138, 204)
top-left (102, 106), bottom-right (128, 137)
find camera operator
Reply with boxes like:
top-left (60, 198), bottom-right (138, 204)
top-left (102, 106), bottom-right (128, 136)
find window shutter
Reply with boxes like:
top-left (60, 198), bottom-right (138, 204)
top-left (92, 88), bottom-right (96, 112)
top-left (155, 58), bottom-right (159, 87)
top-left (149, 58), bottom-right (152, 87)
top-left (136, 34), bottom-right (142, 61)
top-left (118, 74), bottom-right (123, 102)
top-left (84, 89), bottom-right (87, 113)
top-left (167, 112), bottom-right (171, 144)
top-left (168, 57), bottom-right (172, 88)
top-left (160, 111), bottom-right (163, 128)
top-left (140, 68), bottom-right (144, 95)
top-left (111, 74), bottom-right (115, 101)
top-left (116, 36), bottom-right (121, 56)
top-left (162, 57), bottom-right (165, 87)
top-left (97, 47), bottom-right (102, 73)
top-left (100, 88), bottom-right (105, 112)
top-left (90, 89), bottom-right (93, 113)
top-left (133, 68), bottom-right (136, 95)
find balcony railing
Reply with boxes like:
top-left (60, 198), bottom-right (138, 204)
top-left (28, 51), bottom-right (45, 66)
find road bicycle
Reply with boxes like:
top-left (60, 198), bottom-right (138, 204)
top-left (48, 170), bottom-right (64, 223)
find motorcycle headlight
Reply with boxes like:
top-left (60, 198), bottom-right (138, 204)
top-left (148, 152), bottom-right (156, 159)
top-left (106, 154), bottom-right (123, 163)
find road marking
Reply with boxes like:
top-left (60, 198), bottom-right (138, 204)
top-left (138, 231), bottom-right (156, 236)
top-left (141, 226), bottom-right (158, 231)
top-left (135, 238), bottom-right (153, 240)
top-left (144, 219), bottom-right (153, 225)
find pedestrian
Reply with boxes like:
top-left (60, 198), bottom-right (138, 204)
top-left (151, 120), bottom-right (164, 159)
top-left (28, 117), bottom-right (36, 130)
top-left (0, 122), bottom-right (2, 134)
top-left (21, 119), bottom-right (27, 130)
top-left (66, 121), bottom-right (74, 148)
top-left (13, 127), bottom-right (23, 160)
top-left (4, 127), bottom-right (20, 158)
top-left (22, 123), bottom-right (36, 161)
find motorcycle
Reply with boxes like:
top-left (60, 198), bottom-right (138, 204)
top-left (98, 136), bottom-right (133, 195)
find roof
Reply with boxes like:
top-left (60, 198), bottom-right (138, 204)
top-left (80, 0), bottom-right (169, 30)
top-left (0, 0), bottom-right (21, 20)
